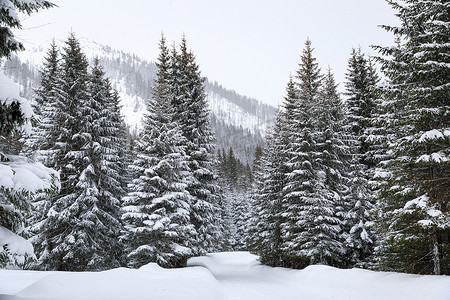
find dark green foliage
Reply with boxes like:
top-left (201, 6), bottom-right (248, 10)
top-left (32, 34), bottom-right (126, 271)
top-left (217, 147), bottom-right (252, 250)
top-left (0, 0), bottom-right (55, 58)
top-left (344, 48), bottom-right (380, 169)
top-left (374, 0), bottom-right (450, 275)
top-left (122, 35), bottom-right (195, 268)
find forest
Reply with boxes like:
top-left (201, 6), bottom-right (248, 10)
top-left (0, 0), bottom-right (449, 277)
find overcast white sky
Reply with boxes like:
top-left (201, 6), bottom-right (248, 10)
top-left (17, 0), bottom-right (399, 107)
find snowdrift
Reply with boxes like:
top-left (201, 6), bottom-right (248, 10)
top-left (0, 252), bottom-right (449, 300)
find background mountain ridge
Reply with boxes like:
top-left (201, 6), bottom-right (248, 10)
top-left (2, 37), bottom-right (276, 164)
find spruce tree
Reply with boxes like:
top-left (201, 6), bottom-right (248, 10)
top-left (280, 40), bottom-right (334, 268)
top-left (122, 36), bottom-right (195, 268)
top-left (26, 41), bottom-right (63, 237)
top-left (169, 37), bottom-right (223, 255)
top-left (247, 113), bottom-right (286, 266)
top-left (374, 0), bottom-right (450, 275)
top-left (33, 34), bottom-right (124, 271)
top-left (344, 48), bottom-right (380, 168)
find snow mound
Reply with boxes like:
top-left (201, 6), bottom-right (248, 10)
top-left (1, 252), bottom-right (449, 300)
top-left (0, 72), bottom-right (33, 134)
top-left (0, 226), bottom-right (35, 265)
top-left (138, 262), bottom-right (163, 271)
top-left (0, 264), bottom-right (223, 300)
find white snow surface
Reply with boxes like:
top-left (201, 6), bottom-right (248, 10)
top-left (0, 226), bottom-right (35, 264)
top-left (0, 155), bottom-right (59, 194)
top-left (1, 252), bottom-right (449, 300)
top-left (208, 92), bottom-right (269, 135)
top-left (0, 72), bottom-right (33, 134)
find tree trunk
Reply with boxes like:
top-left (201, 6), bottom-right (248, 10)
top-left (432, 226), bottom-right (440, 275)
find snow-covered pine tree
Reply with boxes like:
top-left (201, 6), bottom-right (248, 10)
top-left (344, 48), bottom-right (379, 169)
top-left (0, 1), bottom-right (58, 268)
top-left (82, 58), bottom-right (126, 269)
top-left (247, 112), bottom-right (286, 267)
top-left (310, 69), bottom-right (351, 268)
top-left (169, 36), bottom-right (223, 255)
top-left (281, 40), bottom-right (337, 268)
top-left (33, 34), bottom-right (124, 271)
top-left (26, 41), bottom-right (63, 237)
top-left (33, 33), bottom-right (91, 270)
top-left (374, 0), bottom-right (450, 275)
top-left (122, 35), bottom-right (195, 268)
top-left (321, 69), bottom-right (374, 268)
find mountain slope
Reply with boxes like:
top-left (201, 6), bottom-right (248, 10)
top-left (2, 38), bottom-right (276, 164)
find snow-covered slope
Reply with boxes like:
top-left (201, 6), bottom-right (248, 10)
top-left (3, 38), bottom-right (275, 163)
top-left (1, 252), bottom-right (449, 300)
top-left (209, 91), bottom-right (269, 136)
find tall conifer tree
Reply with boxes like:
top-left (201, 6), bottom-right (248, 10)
top-left (122, 36), bottom-right (195, 268)
top-left (34, 34), bottom-right (124, 271)
top-left (374, 0), bottom-right (450, 275)
top-left (169, 37), bottom-right (223, 255)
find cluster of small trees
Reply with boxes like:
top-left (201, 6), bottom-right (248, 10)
top-left (247, 0), bottom-right (449, 275)
top-left (217, 147), bottom-right (253, 250)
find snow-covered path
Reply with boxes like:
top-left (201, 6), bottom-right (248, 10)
top-left (188, 252), bottom-right (450, 300)
top-left (1, 252), bottom-right (449, 300)
top-left (188, 252), bottom-right (294, 300)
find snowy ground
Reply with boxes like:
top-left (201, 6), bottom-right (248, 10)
top-left (1, 252), bottom-right (449, 300)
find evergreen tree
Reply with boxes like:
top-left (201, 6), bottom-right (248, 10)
top-left (169, 36), bottom-right (223, 255)
top-left (27, 41), bottom-right (63, 234)
top-left (281, 40), bottom-right (337, 268)
top-left (33, 34), bottom-right (124, 271)
top-left (247, 113), bottom-right (285, 266)
top-left (344, 48), bottom-right (380, 168)
top-left (322, 69), bottom-right (374, 267)
top-left (122, 36), bottom-right (195, 268)
top-left (0, 0), bottom-right (57, 268)
top-left (374, 0), bottom-right (450, 275)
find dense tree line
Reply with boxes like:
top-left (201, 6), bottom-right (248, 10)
top-left (217, 147), bottom-right (253, 250)
top-left (2, 30), bottom-right (228, 270)
top-left (1, 0), bottom-right (448, 276)
top-left (247, 40), bottom-right (373, 269)
top-left (247, 0), bottom-right (449, 275)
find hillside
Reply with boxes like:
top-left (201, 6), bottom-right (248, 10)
top-left (1, 38), bottom-right (276, 164)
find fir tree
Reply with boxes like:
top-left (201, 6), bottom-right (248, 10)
top-left (280, 40), bottom-right (334, 268)
top-left (27, 41), bottom-right (63, 235)
top-left (374, 0), bottom-right (450, 275)
top-left (169, 36), bottom-right (223, 255)
top-left (344, 48), bottom-right (379, 168)
top-left (34, 34), bottom-right (124, 271)
top-left (122, 36), bottom-right (195, 268)
top-left (247, 113), bottom-right (286, 266)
